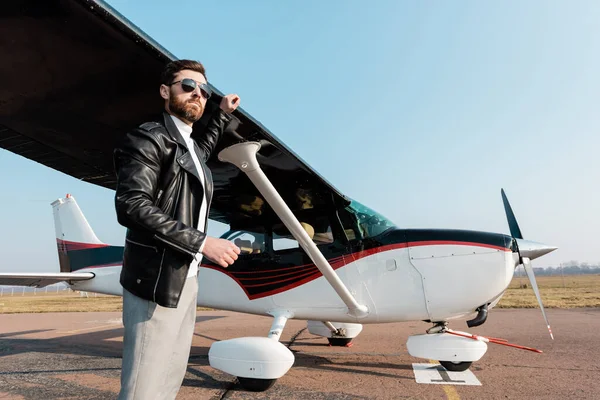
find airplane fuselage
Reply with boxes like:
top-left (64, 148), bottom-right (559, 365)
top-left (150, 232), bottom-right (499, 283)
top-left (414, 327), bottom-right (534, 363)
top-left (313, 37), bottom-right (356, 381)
top-left (72, 228), bottom-right (518, 324)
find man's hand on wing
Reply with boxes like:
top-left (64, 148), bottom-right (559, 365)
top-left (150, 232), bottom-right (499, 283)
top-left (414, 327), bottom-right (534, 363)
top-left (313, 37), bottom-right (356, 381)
top-left (220, 94), bottom-right (240, 113)
top-left (202, 237), bottom-right (241, 267)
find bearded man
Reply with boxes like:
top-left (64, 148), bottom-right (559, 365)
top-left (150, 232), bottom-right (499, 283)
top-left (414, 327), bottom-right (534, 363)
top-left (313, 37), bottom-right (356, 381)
top-left (113, 59), bottom-right (241, 399)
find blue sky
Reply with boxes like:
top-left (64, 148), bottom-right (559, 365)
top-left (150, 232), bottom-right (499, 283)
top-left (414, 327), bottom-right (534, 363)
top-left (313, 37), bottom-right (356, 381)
top-left (1, 0), bottom-right (599, 273)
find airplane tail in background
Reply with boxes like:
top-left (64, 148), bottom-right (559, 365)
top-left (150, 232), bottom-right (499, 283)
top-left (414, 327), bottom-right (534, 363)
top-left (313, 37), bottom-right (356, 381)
top-left (51, 194), bottom-right (124, 273)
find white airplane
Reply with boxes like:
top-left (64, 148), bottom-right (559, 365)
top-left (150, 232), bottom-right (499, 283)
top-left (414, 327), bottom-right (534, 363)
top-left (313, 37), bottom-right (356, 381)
top-left (0, 185), bottom-right (556, 392)
top-left (0, 0), bottom-right (557, 392)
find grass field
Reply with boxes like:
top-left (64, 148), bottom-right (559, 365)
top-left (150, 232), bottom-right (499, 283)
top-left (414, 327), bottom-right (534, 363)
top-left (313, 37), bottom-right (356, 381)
top-left (496, 274), bottom-right (600, 308)
top-left (0, 275), bottom-right (599, 313)
top-left (0, 291), bottom-right (123, 314)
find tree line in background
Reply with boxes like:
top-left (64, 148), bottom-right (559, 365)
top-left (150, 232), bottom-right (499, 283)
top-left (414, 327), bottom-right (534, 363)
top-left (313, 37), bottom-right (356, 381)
top-left (516, 261), bottom-right (600, 276)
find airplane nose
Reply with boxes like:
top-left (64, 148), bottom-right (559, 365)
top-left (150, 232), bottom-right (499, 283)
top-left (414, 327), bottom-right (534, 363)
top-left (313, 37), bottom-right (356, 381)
top-left (515, 239), bottom-right (558, 260)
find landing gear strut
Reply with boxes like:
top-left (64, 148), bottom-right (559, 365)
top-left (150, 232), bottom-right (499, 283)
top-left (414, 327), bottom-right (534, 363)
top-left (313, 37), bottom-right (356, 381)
top-left (307, 321), bottom-right (363, 347)
top-left (426, 321), bottom-right (448, 334)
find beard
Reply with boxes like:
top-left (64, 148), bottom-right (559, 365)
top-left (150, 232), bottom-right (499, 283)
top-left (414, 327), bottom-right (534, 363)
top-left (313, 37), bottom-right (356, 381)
top-left (169, 92), bottom-right (204, 124)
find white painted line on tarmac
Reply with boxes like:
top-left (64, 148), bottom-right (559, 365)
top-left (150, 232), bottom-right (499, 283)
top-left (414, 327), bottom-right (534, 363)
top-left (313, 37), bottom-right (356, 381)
top-left (412, 363), bottom-right (481, 386)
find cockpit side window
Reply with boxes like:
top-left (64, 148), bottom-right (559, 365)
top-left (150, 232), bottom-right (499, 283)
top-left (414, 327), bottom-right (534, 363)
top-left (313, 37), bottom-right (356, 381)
top-left (336, 208), bottom-right (364, 241)
top-left (272, 232), bottom-right (299, 251)
top-left (297, 215), bottom-right (334, 245)
top-left (220, 230), bottom-right (266, 254)
top-left (339, 200), bottom-right (396, 240)
top-left (270, 213), bottom-right (335, 252)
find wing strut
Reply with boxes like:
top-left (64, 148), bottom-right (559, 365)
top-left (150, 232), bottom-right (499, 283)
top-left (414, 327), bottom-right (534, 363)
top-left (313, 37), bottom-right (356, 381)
top-left (218, 142), bottom-right (369, 318)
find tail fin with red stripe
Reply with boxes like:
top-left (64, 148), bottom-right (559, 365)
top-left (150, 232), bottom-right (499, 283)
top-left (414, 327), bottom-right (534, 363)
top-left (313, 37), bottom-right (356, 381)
top-left (51, 195), bottom-right (123, 272)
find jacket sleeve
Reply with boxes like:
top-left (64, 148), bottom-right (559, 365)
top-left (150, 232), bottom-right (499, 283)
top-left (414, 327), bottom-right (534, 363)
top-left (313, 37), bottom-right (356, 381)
top-left (196, 108), bottom-right (231, 162)
top-left (113, 126), bottom-right (204, 257)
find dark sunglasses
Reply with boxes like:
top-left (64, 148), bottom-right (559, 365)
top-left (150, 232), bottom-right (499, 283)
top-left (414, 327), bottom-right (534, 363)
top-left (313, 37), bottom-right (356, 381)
top-left (168, 78), bottom-right (212, 99)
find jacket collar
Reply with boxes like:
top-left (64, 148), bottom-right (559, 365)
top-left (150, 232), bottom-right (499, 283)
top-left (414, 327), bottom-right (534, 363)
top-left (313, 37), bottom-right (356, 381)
top-left (162, 112), bottom-right (206, 184)
top-left (162, 111), bottom-right (190, 149)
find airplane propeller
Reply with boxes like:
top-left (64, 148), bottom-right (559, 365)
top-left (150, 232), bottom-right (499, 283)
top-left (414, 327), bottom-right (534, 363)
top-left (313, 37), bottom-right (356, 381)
top-left (501, 189), bottom-right (556, 340)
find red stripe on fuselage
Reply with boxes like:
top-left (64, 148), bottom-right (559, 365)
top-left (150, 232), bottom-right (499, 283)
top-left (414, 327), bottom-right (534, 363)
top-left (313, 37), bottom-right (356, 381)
top-left (200, 240), bottom-right (511, 300)
top-left (57, 239), bottom-right (108, 252)
top-left (407, 240), bottom-right (509, 252)
top-left (235, 266), bottom-right (319, 282)
top-left (68, 240), bottom-right (510, 299)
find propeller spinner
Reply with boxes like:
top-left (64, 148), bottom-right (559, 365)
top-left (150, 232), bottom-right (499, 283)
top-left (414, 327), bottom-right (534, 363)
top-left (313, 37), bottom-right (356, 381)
top-left (501, 189), bottom-right (556, 340)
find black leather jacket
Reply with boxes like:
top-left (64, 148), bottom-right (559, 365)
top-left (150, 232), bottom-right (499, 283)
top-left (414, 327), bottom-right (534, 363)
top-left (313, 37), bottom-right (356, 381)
top-left (114, 110), bottom-right (230, 307)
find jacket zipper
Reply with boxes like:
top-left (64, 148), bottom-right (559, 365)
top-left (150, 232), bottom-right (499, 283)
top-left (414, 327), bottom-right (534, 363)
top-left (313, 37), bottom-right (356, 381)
top-left (154, 234), bottom-right (195, 257)
top-left (152, 249), bottom-right (166, 303)
top-left (126, 238), bottom-right (158, 252)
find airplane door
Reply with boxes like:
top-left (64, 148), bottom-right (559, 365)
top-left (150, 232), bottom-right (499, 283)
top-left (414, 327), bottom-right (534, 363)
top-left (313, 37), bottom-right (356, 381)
top-left (198, 229), bottom-right (278, 310)
top-left (341, 241), bottom-right (378, 318)
top-left (346, 233), bottom-right (428, 322)
top-left (271, 240), bottom-right (371, 311)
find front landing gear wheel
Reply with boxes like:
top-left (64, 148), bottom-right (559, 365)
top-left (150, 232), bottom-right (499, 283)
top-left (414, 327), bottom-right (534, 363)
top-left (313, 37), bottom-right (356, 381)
top-left (237, 377), bottom-right (276, 392)
top-left (327, 337), bottom-right (353, 347)
top-left (439, 361), bottom-right (472, 372)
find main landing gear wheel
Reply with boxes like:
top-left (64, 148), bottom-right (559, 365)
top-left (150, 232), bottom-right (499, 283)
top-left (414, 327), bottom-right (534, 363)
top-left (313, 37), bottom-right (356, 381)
top-left (327, 337), bottom-right (353, 347)
top-left (439, 361), bottom-right (472, 372)
top-left (237, 377), bottom-right (277, 392)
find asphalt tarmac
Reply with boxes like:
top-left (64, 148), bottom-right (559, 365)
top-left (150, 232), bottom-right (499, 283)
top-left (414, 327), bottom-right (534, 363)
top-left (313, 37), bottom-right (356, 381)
top-left (0, 308), bottom-right (598, 399)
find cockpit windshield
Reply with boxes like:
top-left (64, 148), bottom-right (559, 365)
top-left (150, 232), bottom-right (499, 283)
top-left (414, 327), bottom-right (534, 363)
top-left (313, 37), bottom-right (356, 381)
top-left (345, 200), bottom-right (396, 239)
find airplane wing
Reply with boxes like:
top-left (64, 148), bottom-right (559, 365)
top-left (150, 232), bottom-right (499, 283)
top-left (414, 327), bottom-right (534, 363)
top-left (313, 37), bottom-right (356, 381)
top-left (0, 0), bottom-right (350, 229)
top-left (0, 272), bottom-right (95, 288)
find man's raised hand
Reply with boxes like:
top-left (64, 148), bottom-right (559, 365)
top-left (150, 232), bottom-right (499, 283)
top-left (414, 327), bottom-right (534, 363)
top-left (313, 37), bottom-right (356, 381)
top-left (220, 94), bottom-right (240, 113)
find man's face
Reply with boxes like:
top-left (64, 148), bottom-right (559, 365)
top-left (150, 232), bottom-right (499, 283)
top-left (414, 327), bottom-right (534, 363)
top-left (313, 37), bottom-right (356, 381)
top-left (160, 69), bottom-right (208, 125)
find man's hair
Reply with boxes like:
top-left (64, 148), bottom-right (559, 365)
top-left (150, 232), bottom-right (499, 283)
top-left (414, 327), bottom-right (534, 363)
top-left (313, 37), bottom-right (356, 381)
top-left (161, 59), bottom-right (206, 85)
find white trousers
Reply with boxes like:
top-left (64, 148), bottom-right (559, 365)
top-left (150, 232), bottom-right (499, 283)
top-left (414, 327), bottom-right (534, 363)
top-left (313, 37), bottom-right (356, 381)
top-left (118, 277), bottom-right (198, 400)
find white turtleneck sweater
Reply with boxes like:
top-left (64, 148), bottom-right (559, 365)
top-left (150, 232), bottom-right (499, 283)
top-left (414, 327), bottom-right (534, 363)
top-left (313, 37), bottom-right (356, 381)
top-left (170, 115), bottom-right (207, 278)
